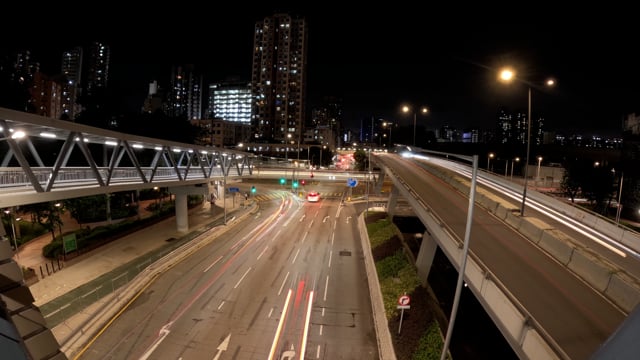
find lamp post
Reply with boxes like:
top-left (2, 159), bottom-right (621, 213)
top-left (536, 156), bottom-right (543, 182)
top-left (222, 153), bottom-right (228, 225)
top-left (383, 121), bottom-right (394, 147)
top-left (500, 68), bottom-right (555, 216)
top-left (510, 157), bottom-right (520, 180)
top-left (487, 153), bottom-right (494, 171)
top-left (402, 105), bottom-right (428, 147)
top-left (4, 209), bottom-right (19, 256)
top-left (616, 172), bottom-right (624, 224)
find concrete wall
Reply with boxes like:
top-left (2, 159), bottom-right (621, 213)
top-left (424, 164), bottom-right (640, 314)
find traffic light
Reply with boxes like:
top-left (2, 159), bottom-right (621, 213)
top-left (280, 178), bottom-right (286, 185)
top-left (251, 186), bottom-right (256, 193)
top-left (301, 179), bottom-right (305, 186)
top-left (293, 181), bottom-right (298, 188)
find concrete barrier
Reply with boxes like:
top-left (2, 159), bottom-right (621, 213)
top-left (538, 230), bottom-right (575, 265)
top-left (567, 250), bottom-right (616, 293)
top-left (606, 273), bottom-right (640, 313)
top-left (420, 163), bottom-right (640, 316)
top-left (357, 213), bottom-right (397, 360)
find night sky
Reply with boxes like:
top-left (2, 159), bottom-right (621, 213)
top-left (3, 6), bottom-right (639, 136)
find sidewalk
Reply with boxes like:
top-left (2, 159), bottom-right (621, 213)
top-left (15, 193), bottom-right (256, 356)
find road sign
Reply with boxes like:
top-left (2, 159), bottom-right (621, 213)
top-left (397, 294), bottom-right (411, 308)
top-left (347, 178), bottom-right (358, 187)
top-left (229, 187), bottom-right (240, 193)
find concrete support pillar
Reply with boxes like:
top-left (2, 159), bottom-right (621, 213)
top-left (387, 186), bottom-right (400, 217)
top-left (374, 172), bottom-right (385, 194)
top-left (174, 193), bottom-right (188, 233)
top-left (415, 230), bottom-right (437, 286)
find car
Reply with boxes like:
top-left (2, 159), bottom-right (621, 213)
top-left (307, 191), bottom-right (320, 202)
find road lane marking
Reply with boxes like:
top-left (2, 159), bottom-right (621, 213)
top-left (278, 272), bottom-right (290, 296)
top-left (323, 275), bottom-right (329, 301)
top-left (234, 267), bottom-right (252, 288)
top-left (204, 255), bottom-right (223, 272)
top-left (268, 289), bottom-right (293, 360)
top-left (299, 290), bottom-right (314, 360)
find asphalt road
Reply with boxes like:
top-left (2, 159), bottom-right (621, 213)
top-left (76, 186), bottom-right (378, 360)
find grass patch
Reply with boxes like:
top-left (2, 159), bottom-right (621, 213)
top-left (367, 214), bottom-right (398, 249)
top-left (412, 321), bottom-right (452, 360)
top-left (376, 249), bottom-right (421, 320)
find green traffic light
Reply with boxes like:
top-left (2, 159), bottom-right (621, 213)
top-left (251, 186), bottom-right (256, 193)
top-left (280, 178), bottom-right (286, 185)
top-left (293, 181), bottom-right (298, 188)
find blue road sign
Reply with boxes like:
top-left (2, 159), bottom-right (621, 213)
top-left (347, 178), bottom-right (358, 187)
top-left (229, 187), bottom-right (240, 192)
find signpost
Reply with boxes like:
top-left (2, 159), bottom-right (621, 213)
top-left (63, 233), bottom-right (77, 254)
top-left (397, 293), bottom-right (411, 334)
top-left (347, 178), bottom-right (358, 187)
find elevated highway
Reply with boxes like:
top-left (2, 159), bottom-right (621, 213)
top-left (374, 151), bottom-right (640, 359)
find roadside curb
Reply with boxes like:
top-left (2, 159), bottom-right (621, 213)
top-left (358, 212), bottom-right (397, 360)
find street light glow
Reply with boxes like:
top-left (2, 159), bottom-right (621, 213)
top-left (499, 66), bottom-right (556, 216)
top-left (402, 104), bottom-right (429, 147)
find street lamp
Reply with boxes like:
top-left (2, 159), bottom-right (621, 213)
top-left (383, 121), bottom-right (394, 147)
top-left (4, 209), bottom-right (19, 256)
top-left (615, 171), bottom-right (624, 224)
top-left (402, 105), bottom-right (428, 147)
top-left (536, 156), bottom-right (543, 181)
top-left (510, 157), bottom-right (520, 180)
top-left (499, 67), bottom-right (555, 216)
top-left (487, 153), bottom-right (494, 171)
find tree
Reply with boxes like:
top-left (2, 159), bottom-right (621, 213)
top-left (353, 149), bottom-right (368, 171)
top-left (582, 165), bottom-right (616, 215)
top-left (20, 202), bottom-right (64, 241)
top-left (561, 163), bottom-right (582, 203)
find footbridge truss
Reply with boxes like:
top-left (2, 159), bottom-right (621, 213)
top-left (0, 107), bottom-right (255, 208)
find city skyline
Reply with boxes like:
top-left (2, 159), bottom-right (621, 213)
top-left (2, 8), bottom-right (639, 137)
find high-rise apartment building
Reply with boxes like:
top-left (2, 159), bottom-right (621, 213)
top-left (30, 72), bottom-right (63, 119)
top-left (251, 13), bottom-right (307, 144)
top-left (207, 81), bottom-right (252, 123)
top-left (61, 47), bottom-right (83, 119)
top-left (83, 42), bottom-right (109, 98)
top-left (168, 64), bottom-right (203, 120)
top-left (310, 96), bottom-right (343, 149)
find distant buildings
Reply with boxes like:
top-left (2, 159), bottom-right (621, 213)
top-left (0, 14), bottom-right (626, 153)
top-left (207, 81), bottom-right (252, 123)
top-left (60, 47), bottom-right (83, 119)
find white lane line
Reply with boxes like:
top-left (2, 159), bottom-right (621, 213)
top-left (234, 267), bottom-right (252, 289)
top-left (323, 275), bottom-right (329, 302)
top-left (278, 272), bottom-right (290, 296)
top-left (204, 255), bottom-right (223, 272)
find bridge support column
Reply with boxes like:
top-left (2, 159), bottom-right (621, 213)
top-left (174, 193), bottom-right (188, 233)
top-left (169, 185), bottom-right (209, 234)
top-left (415, 231), bottom-right (437, 286)
top-left (374, 171), bottom-right (385, 194)
top-left (386, 186), bottom-right (400, 217)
